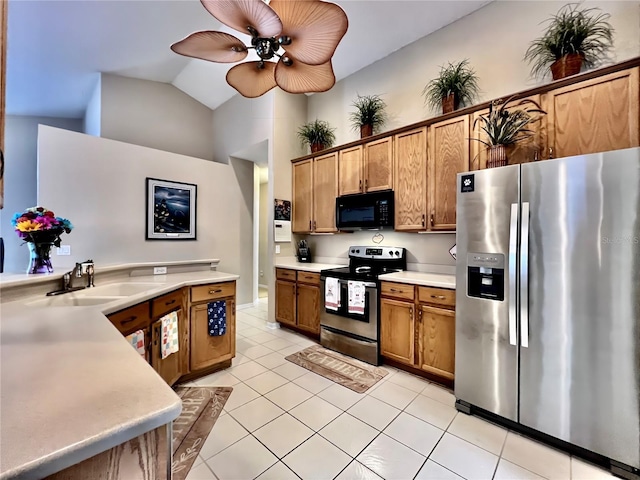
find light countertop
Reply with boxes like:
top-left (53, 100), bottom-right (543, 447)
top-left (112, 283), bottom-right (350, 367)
top-left (275, 258), bottom-right (347, 273)
top-left (378, 271), bottom-right (456, 289)
top-left (0, 270), bottom-right (238, 480)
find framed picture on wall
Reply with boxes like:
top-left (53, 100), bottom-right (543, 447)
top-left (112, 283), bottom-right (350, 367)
top-left (146, 177), bottom-right (197, 240)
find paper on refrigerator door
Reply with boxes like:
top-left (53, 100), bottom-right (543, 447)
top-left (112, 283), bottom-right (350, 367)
top-left (348, 281), bottom-right (366, 315)
top-left (274, 220), bottom-right (292, 242)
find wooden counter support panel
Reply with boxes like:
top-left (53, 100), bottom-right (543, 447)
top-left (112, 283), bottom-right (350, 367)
top-left (418, 286), bottom-right (456, 308)
top-left (46, 424), bottom-right (169, 480)
top-left (381, 281), bottom-right (415, 301)
top-left (108, 302), bottom-right (151, 336)
top-left (191, 282), bottom-right (236, 303)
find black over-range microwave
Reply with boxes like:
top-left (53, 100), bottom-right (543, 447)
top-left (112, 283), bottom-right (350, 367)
top-left (335, 190), bottom-right (394, 231)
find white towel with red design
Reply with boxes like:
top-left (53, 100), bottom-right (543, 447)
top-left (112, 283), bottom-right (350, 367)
top-left (348, 281), bottom-right (366, 315)
top-left (324, 277), bottom-right (340, 311)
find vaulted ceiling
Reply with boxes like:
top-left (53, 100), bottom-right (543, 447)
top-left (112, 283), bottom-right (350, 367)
top-left (7, 0), bottom-right (489, 118)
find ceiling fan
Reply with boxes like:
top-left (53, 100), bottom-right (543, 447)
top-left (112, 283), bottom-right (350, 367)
top-left (171, 0), bottom-right (349, 98)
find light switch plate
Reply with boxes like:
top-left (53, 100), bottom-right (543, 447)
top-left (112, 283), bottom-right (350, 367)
top-left (153, 266), bottom-right (167, 275)
top-left (57, 245), bottom-right (71, 256)
top-left (275, 245), bottom-right (281, 254)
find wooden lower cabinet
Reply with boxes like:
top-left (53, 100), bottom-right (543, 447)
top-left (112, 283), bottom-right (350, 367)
top-left (417, 305), bottom-right (455, 380)
top-left (276, 279), bottom-right (297, 326)
top-left (190, 300), bottom-right (235, 371)
top-left (380, 298), bottom-right (415, 366)
top-left (151, 312), bottom-right (183, 386)
top-left (380, 281), bottom-right (455, 382)
top-left (297, 283), bottom-right (320, 334)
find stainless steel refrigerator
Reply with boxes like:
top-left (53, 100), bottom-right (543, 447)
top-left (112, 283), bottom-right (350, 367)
top-left (455, 148), bottom-right (640, 476)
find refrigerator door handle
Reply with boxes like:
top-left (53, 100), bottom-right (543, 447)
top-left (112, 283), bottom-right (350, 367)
top-left (508, 203), bottom-right (518, 346)
top-left (520, 202), bottom-right (530, 348)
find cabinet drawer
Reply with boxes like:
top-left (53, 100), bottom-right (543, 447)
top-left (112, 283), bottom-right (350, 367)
top-left (418, 286), bottom-right (455, 308)
top-left (108, 302), bottom-right (151, 335)
top-left (191, 282), bottom-right (236, 303)
top-left (151, 289), bottom-right (183, 318)
top-left (381, 282), bottom-right (415, 301)
top-left (297, 271), bottom-right (320, 286)
top-left (276, 268), bottom-right (297, 281)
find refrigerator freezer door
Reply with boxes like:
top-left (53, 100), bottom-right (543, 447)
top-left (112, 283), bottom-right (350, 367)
top-left (520, 148), bottom-right (640, 468)
top-left (455, 165), bottom-right (520, 421)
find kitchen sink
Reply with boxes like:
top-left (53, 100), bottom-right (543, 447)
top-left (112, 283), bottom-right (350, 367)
top-left (79, 282), bottom-right (161, 297)
top-left (27, 295), bottom-right (125, 307)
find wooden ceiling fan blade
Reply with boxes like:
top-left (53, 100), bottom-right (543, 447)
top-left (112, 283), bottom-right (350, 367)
top-left (227, 61), bottom-right (277, 98)
top-left (171, 31), bottom-right (248, 63)
top-left (269, 0), bottom-right (348, 66)
top-left (275, 58), bottom-right (335, 94)
top-left (200, 0), bottom-right (282, 38)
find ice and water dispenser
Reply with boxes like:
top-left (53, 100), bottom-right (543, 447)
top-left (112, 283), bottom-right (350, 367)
top-left (467, 253), bottom-right (505, 301)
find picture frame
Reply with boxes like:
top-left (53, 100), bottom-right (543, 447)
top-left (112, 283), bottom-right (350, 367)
top-left (146, 177), bottom-right (197, 240)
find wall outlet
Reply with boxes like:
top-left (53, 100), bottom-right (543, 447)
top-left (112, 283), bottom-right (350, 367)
top-left (260, 270), bottom-right (264, 277)
top-left (275, 245), bottom-right (281, 254)
top-left (153, 266), bottom-right (167, 275)
top-left (57, 245), bottom-right (71, 256)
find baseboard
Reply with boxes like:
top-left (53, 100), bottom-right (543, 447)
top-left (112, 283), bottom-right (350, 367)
top-left (259, 283), bottom-right (268, 289)
top-left (237, 303), bottom-right (254, 310)
top-left (266, 321), bottom-right (280, 330)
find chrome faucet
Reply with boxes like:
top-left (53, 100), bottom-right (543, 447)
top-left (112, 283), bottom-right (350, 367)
top-left (47, 259), bottom-right (95, 296)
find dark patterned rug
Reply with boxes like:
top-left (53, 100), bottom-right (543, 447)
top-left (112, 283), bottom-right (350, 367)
top-left (171, 386), bottom-right (232, 480)
top-left (285, 345), bottom-right (388, 393)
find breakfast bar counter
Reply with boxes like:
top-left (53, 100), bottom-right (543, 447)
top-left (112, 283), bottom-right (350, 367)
top-left (0, 269), bottom-right (239, 480)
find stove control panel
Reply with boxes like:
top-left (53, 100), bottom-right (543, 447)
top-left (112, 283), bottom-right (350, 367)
top-left (349, 246), bottom-right (405, 259)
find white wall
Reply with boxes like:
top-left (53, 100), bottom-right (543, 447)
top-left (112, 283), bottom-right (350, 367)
top-left (259, 180), bottom-right (269, 286)
top-left (37, 126), bottom-right (255, 304)
top-left (100, 74), bottom-right (214, 160)
top-left (2, 116), bottom-right (83, 273)
top-left (308, 0), bottom-right (640, 145)
top-left (83, 75), bottom-right (101, 136)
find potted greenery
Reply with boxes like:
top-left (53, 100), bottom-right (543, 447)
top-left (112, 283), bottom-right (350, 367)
top-left (423, 59), bottom-right (480, 115)
top-left (297, 120), bottom-right (336, 153)
top-left (349, 94), bottom-right (388, 138)
top-left (525, 4), bottom-right (614, 80)
top-left (471, 96), bottom-right (546, 168)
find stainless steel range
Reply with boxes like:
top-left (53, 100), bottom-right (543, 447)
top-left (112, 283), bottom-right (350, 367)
top-left (320, 246), bottom-right (406, 365)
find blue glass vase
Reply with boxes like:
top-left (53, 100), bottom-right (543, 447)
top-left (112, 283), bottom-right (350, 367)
top-left (27, 242), bottom-right (54, 274)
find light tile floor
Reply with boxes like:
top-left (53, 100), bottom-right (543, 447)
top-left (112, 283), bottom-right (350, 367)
top-left (184, 298), bottom-right (614, 480)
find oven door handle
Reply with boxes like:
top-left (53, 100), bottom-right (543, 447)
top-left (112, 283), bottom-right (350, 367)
top-left (320, 277), bottom-right (377, 289)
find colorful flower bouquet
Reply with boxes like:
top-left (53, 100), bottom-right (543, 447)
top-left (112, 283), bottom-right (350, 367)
top-left (12, 206), bottom-right (73, 274)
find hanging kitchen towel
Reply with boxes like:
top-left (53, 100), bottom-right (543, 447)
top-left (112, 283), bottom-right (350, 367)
top-left (208, 300), bottom-right (227, 336)
top-left (348, 280), bottom-right (366, 315)
top-left (160, 311), bottom-right (179, 359)
top-left (125, 329), bottom-right (146, 358)
top-left (325, 277), bottom-right (340, 311)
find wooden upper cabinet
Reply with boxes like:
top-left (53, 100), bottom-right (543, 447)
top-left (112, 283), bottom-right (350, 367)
top-left (380, 298), bottom-right (415, 366)
top-left (292, 159), bottom-right (313, 233)
top-left (339, 145), bottom-right (363, 195)
top-left (313, 152), bottom-right (338, 233)
top-left (471, 94), bottom-right (545, 170)
top-left (429, 116), bottom-right (470, 231)
top-left (418, 305), bottom-right (455, 380)
top-left (394, 128), bottom-right (427, 231)
top-left (364, 136), bottom-right (393, 192)
top-left (545, 67), bottom-right (639, 159)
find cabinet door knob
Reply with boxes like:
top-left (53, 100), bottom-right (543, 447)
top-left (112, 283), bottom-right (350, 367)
top-left (359, 179), bottom-right (362, 191)
top-left (165, 299), bottom-right (176, 306)
top-left (121, 315), bottom-right (137, 325)
top-left (430, 214), bottom-right (434, 227)
top-left (313, 220), bottom-right (317, 230)
top-left (421, 214), bottom-right (425, 227)
top-left (209, 289), bottom-right (223, 294)
top-left (431, 294), bottom-right (446, 300)
top-left (549, 147), bottom-right (554, 159)
top-left (364, 179), bottom-right (368, 191)
top-left (309, 220), bottom-right (312, 231)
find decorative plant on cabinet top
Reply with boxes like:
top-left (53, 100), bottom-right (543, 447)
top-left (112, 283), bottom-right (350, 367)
top-left (525, 3), bottom-right (614, 80)
top-left (471, 96), bottom-right (546, 168)
top-left (349, 94), bottom-right (388, 139)
top-left (297, 120), bottom-right (337, 154)
top-left (423, 59), bottom-right (480, 115)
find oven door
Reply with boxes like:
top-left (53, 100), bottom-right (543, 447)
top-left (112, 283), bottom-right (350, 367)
top-left (320, 278), bottom-right (378, 341)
